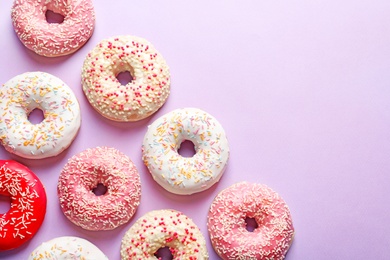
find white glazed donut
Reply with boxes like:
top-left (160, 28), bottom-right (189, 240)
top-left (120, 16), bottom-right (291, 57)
top-left (82, 35), bottom-right (170, 122)
top-left (28, 236), bottom-right (108, 260)
top-left (11, 0), bottom-right (95, 57)
top-left (0, 72), bottom-right (81, 159)
top-left (120, 209), bottom-right (209, 259)
top-left (142, 108), bottom-right (229, 195)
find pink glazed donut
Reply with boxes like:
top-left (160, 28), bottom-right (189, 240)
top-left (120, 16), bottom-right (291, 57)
top-left (11, 0), bottom-right (95, 57)
top-left (57, 147), bottom-right (141, 231)
top-left (207, 182), bottom-right (295, 260)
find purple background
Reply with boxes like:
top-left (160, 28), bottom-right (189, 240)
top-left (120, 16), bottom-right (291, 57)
top-left (1, 0), bottom-right (390, 259)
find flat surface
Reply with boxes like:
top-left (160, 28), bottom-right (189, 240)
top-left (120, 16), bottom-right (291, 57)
top-left (1, 0), bottom-right (390, 259)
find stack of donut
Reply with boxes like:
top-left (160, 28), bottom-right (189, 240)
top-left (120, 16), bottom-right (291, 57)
top-left (0, 0), bottom-right (296, 259)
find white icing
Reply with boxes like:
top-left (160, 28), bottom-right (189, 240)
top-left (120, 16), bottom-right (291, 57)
top-left (28, 236), bottom-right (108, 260)
top-left (0, 72), bottom-right (81, 159)
top-left (142, 108), bottom-right (230, 195)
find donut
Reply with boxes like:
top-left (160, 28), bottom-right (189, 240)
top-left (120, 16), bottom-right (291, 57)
top-left (207, 182), bottom-right (295, 260)
top-left (57, 146), bottom-right (141, 231)
top-left (0, 72), bottom-right (81, 159)
top-left (120, 209), bottom-right (209, 259)
top-left (81, 35), bottom-right (170, 122)
top-left (0, 160), bottom-right (47, 251)
top-left (11, 0), bottom-right (95, 57)
top-left (28, 236), bottom-right (108, 259)
top-left (142, 108), bottom-right (229, 195)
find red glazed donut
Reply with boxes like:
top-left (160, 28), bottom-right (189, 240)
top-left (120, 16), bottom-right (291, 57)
top-left (207, 182), bottom-right (294, 260)
top-left (57, 146), bottom-right (141, 231)
top-left (0, 160), bottom-right (47, 251)
top-left (11, 0), bottom-right (95, 57)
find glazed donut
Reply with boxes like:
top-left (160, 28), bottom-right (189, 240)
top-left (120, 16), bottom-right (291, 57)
top-left (82, 35), bottom-right (170, 122)
top-left (120, 209), bottom-right (209, 259)
top-left (11, 0), bottom-right (95, 57)
top-left (142, 108), bottom-right (229, 195)
top-left (207, 182), bottom-right (295, 260)
top-left (0, 72), bottom-right (81, 159)
top-left (0, 160), bottom-right (47, 251)
top-left (57, 146), bottom-right (141, 231)
top-left (28, 236), bottom-right (108, 260)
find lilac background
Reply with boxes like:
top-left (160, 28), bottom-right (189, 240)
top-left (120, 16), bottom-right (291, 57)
top-left (1, 0), bottom-right (390, 259)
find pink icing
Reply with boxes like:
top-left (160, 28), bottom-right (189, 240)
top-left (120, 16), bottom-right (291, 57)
top-left (57, 147), bottom-right (141, 231)
top-left (207, 182), bottom-right (295, 259)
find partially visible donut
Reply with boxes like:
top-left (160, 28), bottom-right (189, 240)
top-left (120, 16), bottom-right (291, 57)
top-left (57, 146), bottom-right (141, 231)
top-left (120, 209), bottom-right (209, 259)
top-left (142, 108), bottom-right (230, 195)
top-left (28, 236), bottom-right (108, 260)
top-left (82, 35), bottom-right (170, 122)
top-left (0, 72), bottom-right (81, 159)
top-left (11, 0), bottom-right (95, 57)
top-left (0, 160), bottom-right (47, 251)
top-left (207, 182), bottom-right (295, 260)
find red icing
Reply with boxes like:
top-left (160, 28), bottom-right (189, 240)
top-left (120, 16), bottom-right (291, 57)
top-left (0, 160), bottom-right (47, 251)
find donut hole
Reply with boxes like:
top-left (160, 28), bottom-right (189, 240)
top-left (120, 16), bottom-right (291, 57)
top-left (45, 10), bottom-right (65, 24)
top-left (178, 140), bottom-right (196, 158)
top-left (116, 71), bottom-right (134, 86)
top-left (92, 183), bottom-right (108, 196)
top-left (28, 108), bottom-right (45, 125)
top-left (245, 216), bottom-right (259, 232)
top-left (154, 247), bottom-right (173, 260)
top-left (0, 195), bottom-right (11, 214)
